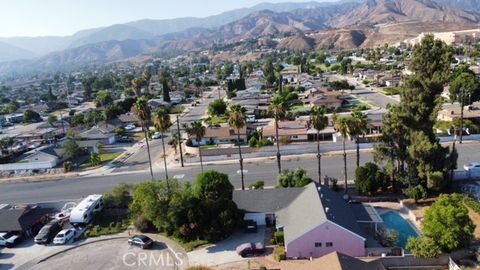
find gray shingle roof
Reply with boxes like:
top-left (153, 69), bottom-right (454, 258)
top-left (232, 188), bottom-right (304, 213)
top-left (0, 207), bottom-right (54, 232)
top-left (234, 183), bottom-right (365, 247)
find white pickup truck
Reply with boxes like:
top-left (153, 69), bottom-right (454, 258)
top-left (0, 232), bottom-right (21, 247)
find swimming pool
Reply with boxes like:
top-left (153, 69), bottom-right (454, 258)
top-left (380, 211), bottom-right (418, 250)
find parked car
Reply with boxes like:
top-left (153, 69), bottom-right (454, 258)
top-left (464, 162), bottom-right (480, 172)
top-left (152, 132), bottom-right (162, 139)
top-left (117, 136), bottom-right (134, 143)
top-left (246, 115), bottom-right (257, 123)
top-left (53, 228), bottom-right (75, 245)
top-left (128, 235), bottom-right (154, 249)
top-left (236, 242), bottom-right (265, 257)
top-left (124, 124), bottom-right (136, 131)
top-left (0, 232), bottom-right (21, 247)
top-left (244, 220), bottom-right (257, 233)
top-left (34, 220), bottom-right (62, 244)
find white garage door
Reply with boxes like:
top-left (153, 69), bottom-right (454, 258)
top-left (244, 213), bottom-right (266, 226)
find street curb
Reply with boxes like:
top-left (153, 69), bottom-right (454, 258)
top-left (0, 172), bottom-right (80, 184)
top-left (16, 236), bottom-right (128, 270)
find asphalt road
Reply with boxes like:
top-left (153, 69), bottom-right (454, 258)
top-left (0, 143), bottom-right (478, 204)
top-left (112, 89), bottom-right (224, 172)
top-left (328, 74), bottom-right (399, 108)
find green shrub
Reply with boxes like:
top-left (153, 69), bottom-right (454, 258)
top-left (63, 161), bottom-right (73, 172)
top-left (134, 215), bottom-right (153, 232)
top-left (355, 162), bottom-right (389, 195)
top-left (274, 246), bottom-right (287, 261)
top-left (249, 181), bottom-right (264, 190)
top-left (248, 137), bottom-right (258, 147)
top-left (274, 231), bottom-right (285, 245)
top-left (404, 185), bottom-right (427, 203)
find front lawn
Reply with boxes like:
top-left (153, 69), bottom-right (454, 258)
top-left (204, 115), bottom-right (228, 125)
top-left (170, 105), bottom-right (185, 114)
top-left (159, 232), bottom-right (210, 252)
top-left (288, 104), bottom-right (306, 111)
top-left (100, 152), bottom-right (121, 163)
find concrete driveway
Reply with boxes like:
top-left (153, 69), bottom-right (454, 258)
top-left (188, 227), bottom-right (267, 267)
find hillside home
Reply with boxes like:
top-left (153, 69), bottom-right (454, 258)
top-left (233, 183), bottom-right (375, 258)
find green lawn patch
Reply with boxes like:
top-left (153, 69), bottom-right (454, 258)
top-left (159, 232), bottom-right (210, 252)
top-left (170, 105), bottom-right (185, 114)
top-left (100, 152), bottom-right (121, 163)
top-left (204, 115), bottom-right (228, 125)
top-left (383, 87), bottom-right (402, 96)
top-left (200, 144), bottom-right (217, 150)
top-left (288, 104), bottom-right (306, 111)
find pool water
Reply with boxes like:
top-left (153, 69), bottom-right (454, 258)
top-left (380, 211), bottom-right (418, 250)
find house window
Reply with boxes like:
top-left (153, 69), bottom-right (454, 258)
top-left (326, 242), bottom-right (333, 247)
top-left (314, 242), bottom-right (322, 248)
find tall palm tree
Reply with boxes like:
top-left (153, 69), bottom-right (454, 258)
top-left (170, 130), bottom-right (179, 156)
top-left (159, 68), bottom-right (171, 102)
top-left (269, 95), bottom-right (286, 174)
top-left (228, 104), bottom-right (247, 190)
top-left (132, 97), bottom-right (154, 180)
top-left (142, 68), bottom-right (152, 93)
top-left (310, 105), bottom-right (328, 184)
top-left (349, 111), bottom-right (369, 168)
top-left (131, 78), bottom-right (143, 97)
top-left (334, 116), bottom-right (350, 194)
top-left (186, 121), bottom-right (206, 172)
top-left (153, 108), bottom-right (171, 181)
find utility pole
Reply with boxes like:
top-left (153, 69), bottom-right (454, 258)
top-left (459, 87), bottom-right (466, 144)
top-left (176, 114), bottom-right (184, 167)
top-left (450, 127), bottom-right (457, 182)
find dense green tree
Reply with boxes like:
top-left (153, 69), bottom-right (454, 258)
top-left (355, 162), bottom-right (389, 195)
top-left (228, 105), bottom-right (247, 190)
top-left (3, 102), bottom-right (18, 114)
top-left (193, 170), bottom-right (233, 201)
top-left (407, 194), bottom-right (475, 256)
top-left (131, 78), bottom-right (143, 97)
top-left (63, 139), bottom-right (83, 159)
top-left (310, 105), bottom-right (328, 183)
top-left (208, 99), bottom-right (227, 116)
top-left (159, 68), bottom-right (171, 102)
top-left (263, 57), bottom-right (276, 88)
top-left (132, 97), bottom-right (154, 180)
top-left (409, 34), bottom-right (452, 83)
top-left (269, 95), bottom-right (286, 174)
top-left (23, 110), bottom-right (42, 123)
top-left (449, 71), bottom-right (480, 143)
top-left (95, 90), bottom-right (113, 107)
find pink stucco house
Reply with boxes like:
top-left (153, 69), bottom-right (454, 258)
top-left (233, 183), bottom-right (369, 259)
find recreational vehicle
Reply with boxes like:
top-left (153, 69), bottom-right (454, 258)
top-left (69, 194), bottom-right (104, 225)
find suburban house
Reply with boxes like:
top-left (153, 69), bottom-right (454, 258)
top-left (0, 205), bottom-right (54, 237)
top-left (281, 251), bottom-right (386, 270)
top-left (303, 92), bottom-right (343, 109)
top-left (233, 183), bottom-right (376, 258)
top-left (191, 125), bottom-right (247, 145)
top-left (0, 145), bottom-right (64, 171)
top-left (438, 103), bottom-right (480, 124)
top-left (378, 76), bottom-right (401, 87)
top-left (261, 119), bottom-right (335, 142)
top-left (78, 125), bottom-right (116, 145)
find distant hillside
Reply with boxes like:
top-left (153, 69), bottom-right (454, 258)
top-left (331, 0), bottom-right (480, 27)
top-left (278, 34), bottom-right (316, 51)
top-left (0, 41), bottom-right (36, 62)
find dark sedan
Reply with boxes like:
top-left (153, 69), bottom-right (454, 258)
top-left (236, 242), bottom-right (265, 257)
top-left (34, 221), bottom-right (61, 244)
top-left (128, 235), bottom-right (154, 249)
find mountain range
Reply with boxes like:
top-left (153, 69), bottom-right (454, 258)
top-left (1, 0), bottom-right (480, 76)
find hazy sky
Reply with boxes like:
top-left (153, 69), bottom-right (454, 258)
top-left (0, 0), bottom-right (338, 38)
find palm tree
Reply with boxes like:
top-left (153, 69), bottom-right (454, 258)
top-left (170, 130), bottom-right (179, 155)
top-left (142, 68), bottom-right (152, 93)
top-left (153, 108), bottom-right (171, 181)
top-left (228, 104), bottom-right (247, 190)
top-left (310, 106), bottom-right (328, 184)
top-left (132, 97), bottom-right (154, 180)
top-left (159, 68), bottom-right (171, 102)
top-left (348, 111), bottom-right (369, 168)
top-left (269, 95), bottom-right (286, 174)
top-left (131, 78), bottom-right (143, 97)
top-left (186, 121), bottom-right (206, 172)
top-left (334, 116), bottom-right (350, 194)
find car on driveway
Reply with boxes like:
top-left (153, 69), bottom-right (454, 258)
top-left (125, 124), bottom-right (136, 131)
top-left (152, 132), bottom-right (162, 139)
top-left (236, 242), bottom-right (265, 257)
top-left (128, 235), bottom-right (154, 249)
top-left (53, 228), bottom-right (75, 245)
top-left (464, 162), bottom-right (480, 172)
top-left (34, 220), bottom-right (62, 244)
top-left (0, 232), bottom-right (21, 247)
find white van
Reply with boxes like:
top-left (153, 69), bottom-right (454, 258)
top-left (69, 194), bottom-right (104, 225)
top-left (246, 115), bottom-right (256, 123)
